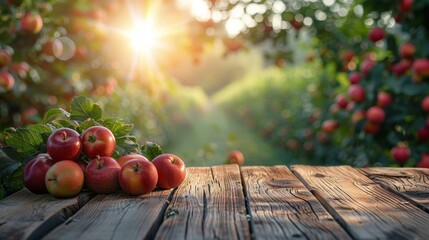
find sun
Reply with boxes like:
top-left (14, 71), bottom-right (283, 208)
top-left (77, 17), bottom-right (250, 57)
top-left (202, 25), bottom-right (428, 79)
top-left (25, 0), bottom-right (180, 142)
top-left (129, 20), bottom-right (157, 55)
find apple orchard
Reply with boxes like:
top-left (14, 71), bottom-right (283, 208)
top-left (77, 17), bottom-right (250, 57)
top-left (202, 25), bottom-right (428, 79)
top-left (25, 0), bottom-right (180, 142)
top-left (2, 0), bottom-right (429, 197)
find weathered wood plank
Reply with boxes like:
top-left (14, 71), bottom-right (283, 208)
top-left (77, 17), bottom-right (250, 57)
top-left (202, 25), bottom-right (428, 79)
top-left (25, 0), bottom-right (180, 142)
top-left (0, 188), bottom-right (93, 240)
top-left (242, 166), bottom-right (351, 239)
top-left (292, 165), bottom-right (429, 239)
top-left (361, 167), bottom-right (429, 211)
top-left (42, 189), bottom-right (173, 240)
top-left (154, 165), bottom-right (250, 240)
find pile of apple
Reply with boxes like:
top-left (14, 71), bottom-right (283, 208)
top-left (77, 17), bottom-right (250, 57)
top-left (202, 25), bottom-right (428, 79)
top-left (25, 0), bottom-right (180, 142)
top-left (23, 126), bottom-right (186, 198)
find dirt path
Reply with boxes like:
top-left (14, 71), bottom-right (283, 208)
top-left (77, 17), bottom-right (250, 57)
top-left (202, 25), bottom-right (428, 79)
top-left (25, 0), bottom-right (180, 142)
top-left (164, 104), bottom-right (291, 167)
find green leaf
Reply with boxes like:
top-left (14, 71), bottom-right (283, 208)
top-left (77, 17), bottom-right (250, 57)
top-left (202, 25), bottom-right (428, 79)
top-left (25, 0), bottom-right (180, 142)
top-left (28, 124), bottom-right (53, 142)
top-left (50, 119), bottom-right (78, 130)
top-left (141, 141), bottom-right (163, 160)
top-left (42, 108), bottom-right (70, 124)
top-left (70, 96), bottom-right (102, 122)
top-left (4, 128), bottom-right (44, 157)
top-left (78, 118), bottom-right (99, 133)
top-left (2, 165), bottom-right (24, 197)
top-left (114, 136), bottom-right (140, 158)
top-left (102, 121), bottom-right (134, 138)
top-left (0, 150), bottom-right (21, 180)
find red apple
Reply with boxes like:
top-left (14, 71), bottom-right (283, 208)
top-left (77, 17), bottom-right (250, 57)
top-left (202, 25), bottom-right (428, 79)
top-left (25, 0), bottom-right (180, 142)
top-left (81, 126), bottom-right (116, 158)
top-left (152, 153), bottom-right (186, 189)
top-left (0, 50), bottom-right (11, 68)
top-left (369, 27), bottom-right (385, 43)
top-left (336, 94), bottom-right (349, 109)
top-left (364, 121), bottom-right (380, 134)
top-left (117, 154), bottom-right (149, 167)
top-left (349, 72), bottom-right (362, 85)
top-left (417, 127), bottom-right (429, 141)
top-left (348, 85), bottom-right (366, 103)
top-left (119, 159), bottom-right (158, 195)
top-left (400, 0), bottom-right (413, 13)
top-left (417, 153), bottom-right (429, 168)
top-left (377, 92), bottom-right (393, 107)
top-left (400, 43), bottom-right (415, 59)
top-left (413, 59), bottom-right (429, 79)
top-left (227, 150), bottom-right (245, 165)
top-left (391, 145), bottom-right (411, 165)
top-left (366, 106), bottom-right (385, 124)
top-left (393, 59), bottom-right (413, 76)
top-left (23, 154), bottom-right (55, 194)
top-left (361, 59), bottom-right (375, 75)
top-left (421, 96), bottom-right (429, 112)
top-left (86, 156), bottom-right (120, 194)
top-left (322, 120), bottom-right (339, 134)
top-left (20, 12), bottom-right (43, 34)
top-left (47, 128), bottom-right (82, 162)
top-left (0, 71), bottom-right (14, 91)
top-left (45, 160), bottom-right (84, 198)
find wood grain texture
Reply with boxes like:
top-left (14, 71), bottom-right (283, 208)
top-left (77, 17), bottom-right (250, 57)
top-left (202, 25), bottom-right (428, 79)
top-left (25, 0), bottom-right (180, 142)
top-left (154, 165), bottom-right (250, 240)
top-left (0, 188), bottom-right (92, 240)
top-left (361, 167), bottom-right (429, 211)
top-left (42, 189), bottom-right (173, 240)
top-left (242, 166), bottom-right (351, 240)
top-left (292, 165), bottom-right (429, 239)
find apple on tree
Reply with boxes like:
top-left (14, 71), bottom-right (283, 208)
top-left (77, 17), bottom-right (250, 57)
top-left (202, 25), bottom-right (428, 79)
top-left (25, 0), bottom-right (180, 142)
top-left (23, 154), bottom-right (55, 194)
top-left (349, 72), bottom-right (362, 85)
top-left (369, 27), bottom-right (385, 43)
top-left (45, 160), bottom-right (84, 198)
top-left (0, 71), bottom-right (14, 91)
top-left (321, 119), bottom-right (339, 134)
top-left (81, 126), bottom-right (116, 158)
top-left (119, 159), bottom-right (158, 195)
top-left (391, 145), bottom-right (411, 165)
top-left (366, 106), bottom-right (385, 124)
top-left (348, 85), bottom-right (366, 103)
top-left (377, 92), bottom-right (392, 107)
top-left (0, 50), bottom-right (11, 68)
top-left (152, 153), bottom-right (186, 189)
top-left (86, 156), bottom-right (121, 194)
top-left (47, 127), bottom-right (82, 162)
top-left (20, 12), bottom-right (43, 34)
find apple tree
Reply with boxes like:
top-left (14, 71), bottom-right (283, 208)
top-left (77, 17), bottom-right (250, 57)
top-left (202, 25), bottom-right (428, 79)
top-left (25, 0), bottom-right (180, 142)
top-left (201, 0), bottom-right (429, 167)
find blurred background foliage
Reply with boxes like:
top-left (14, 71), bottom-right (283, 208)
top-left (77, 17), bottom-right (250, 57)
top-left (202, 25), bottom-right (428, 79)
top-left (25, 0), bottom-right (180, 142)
top-left (1, 0), bottom-right (429, 168)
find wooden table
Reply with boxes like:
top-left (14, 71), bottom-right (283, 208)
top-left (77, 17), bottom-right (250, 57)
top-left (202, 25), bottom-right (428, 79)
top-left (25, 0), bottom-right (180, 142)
top-left (2, 165), bottom-right (429, 239)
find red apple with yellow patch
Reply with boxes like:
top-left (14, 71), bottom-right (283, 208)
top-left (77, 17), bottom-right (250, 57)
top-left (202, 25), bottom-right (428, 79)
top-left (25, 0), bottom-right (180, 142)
top-left (45, 160), bottom-right (84, 198)
top-left (119, 159), bottom-right (158, 195)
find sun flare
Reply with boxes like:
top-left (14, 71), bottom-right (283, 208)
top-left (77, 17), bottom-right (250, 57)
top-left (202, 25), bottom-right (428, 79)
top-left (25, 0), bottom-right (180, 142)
top-left (129, 20), bottom-right (157, 55)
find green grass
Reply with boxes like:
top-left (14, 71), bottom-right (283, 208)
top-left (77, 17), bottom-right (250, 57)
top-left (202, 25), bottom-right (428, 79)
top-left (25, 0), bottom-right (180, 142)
top-left (164, 105), bottom-right (292, 167)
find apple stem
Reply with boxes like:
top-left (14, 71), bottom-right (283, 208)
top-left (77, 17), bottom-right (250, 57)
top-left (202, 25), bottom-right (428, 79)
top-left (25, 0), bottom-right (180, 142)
top-left (61, 131), bottom-right (67, 140)
top-left (47, 178), bottom-right (57, 182)
top-left (88, 134), bottom-right (96, 143)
